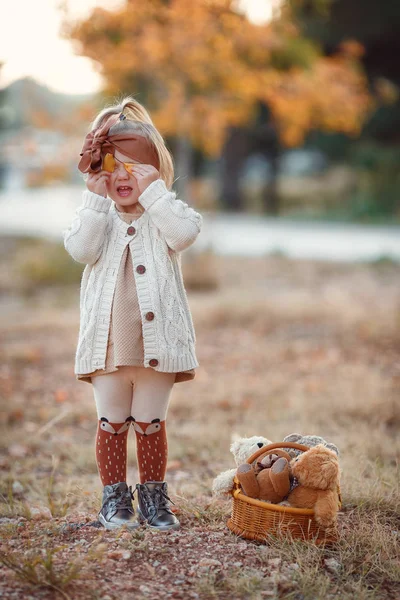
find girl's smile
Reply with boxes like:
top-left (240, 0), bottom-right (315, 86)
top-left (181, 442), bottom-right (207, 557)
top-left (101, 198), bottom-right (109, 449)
top-left (117, 185), bottom-right (133, 198)
top-left (106, 150), bottom-right (142, 212)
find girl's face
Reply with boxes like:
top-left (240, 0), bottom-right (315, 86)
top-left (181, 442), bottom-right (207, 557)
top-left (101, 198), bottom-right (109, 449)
top-left (106, 150), bottom-right (141, 212)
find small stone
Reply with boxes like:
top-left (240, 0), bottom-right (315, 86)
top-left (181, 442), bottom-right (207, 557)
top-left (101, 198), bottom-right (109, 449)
top-left (12, 481), bottom-right (24, 495)
top-left (145, 563), bottom-right (155, 577)
top-left (198, 558), bottom-right (222, 568)
top-left (0, 517), bottom-right (18, 525)
top-left (29, 506), bottom-right (52, 521)
top-left (232, 561), bottom-right (243, 567)
top-left (139, 585), bottom-right (151, 594)
top-left (236, 542), bottom-right (248, 551)
top-left (268, 558), bottom-right (282, 569)
top-left (152, 560), bottom-right (161, 567)
top-left (108, 550), bottom-right (131, 560)
top-left (324, 558), bottom-right (341, 574)
top-left (8, 444), bottom-right (28, 458)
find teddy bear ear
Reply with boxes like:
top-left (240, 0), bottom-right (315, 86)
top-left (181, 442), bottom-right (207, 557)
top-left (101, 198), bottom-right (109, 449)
top-left (283, 433), bottom-right (301, 443)
top-left (230, 439), bottom-right (241, 455)
top-left (311, 446), bottom-right (340, 488)
top-left (319, 458), bottom-right (339, 489)
top-left (326, 443), bottom-right (339, 456)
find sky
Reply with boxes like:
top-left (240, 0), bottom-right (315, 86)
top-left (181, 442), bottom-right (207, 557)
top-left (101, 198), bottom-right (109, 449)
top-left (0, 0), bottom-right (275, 95)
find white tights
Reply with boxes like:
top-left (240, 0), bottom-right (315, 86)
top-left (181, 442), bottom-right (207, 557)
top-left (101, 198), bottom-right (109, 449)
top-left (91, 366), bottom-right (175, 422)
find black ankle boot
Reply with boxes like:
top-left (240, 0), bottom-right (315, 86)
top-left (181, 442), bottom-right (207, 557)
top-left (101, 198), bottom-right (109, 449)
top-left (99, 482), bottom-right (140, 530)
top-left (135, 481), bottom-right (180, 531)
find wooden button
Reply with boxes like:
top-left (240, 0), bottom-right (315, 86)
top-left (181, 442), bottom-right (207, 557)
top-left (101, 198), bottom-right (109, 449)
top-left (149, 359), bottom-right (158, 367)
top-left (127, 226), bottom-right (136, 235)
top-left (136, 265), bottom-right (146, 274)
top-left (145, 312), bottom-right (155, 321)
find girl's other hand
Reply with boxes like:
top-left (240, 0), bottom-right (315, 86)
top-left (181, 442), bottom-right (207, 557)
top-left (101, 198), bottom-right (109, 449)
top-left (86, 171), bottom-right (111, 198)
top-left (130, 165), bottom-right (160, 195)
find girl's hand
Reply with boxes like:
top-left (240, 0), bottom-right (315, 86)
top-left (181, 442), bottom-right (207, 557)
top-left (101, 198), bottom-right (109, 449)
top-left (130, 164), bottom-right (160, 195)
top-left (86, 171), bottom-right (110, 197)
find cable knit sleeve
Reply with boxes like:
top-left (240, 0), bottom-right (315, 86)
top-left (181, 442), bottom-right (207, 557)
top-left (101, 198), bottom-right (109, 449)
top-left (138, 179), bottom-right (202, 252)
top-left (63, 190), bottom-right (112, 265)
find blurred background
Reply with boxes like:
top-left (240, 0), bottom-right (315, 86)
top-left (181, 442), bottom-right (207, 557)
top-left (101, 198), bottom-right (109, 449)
top-left (1, 0), bottom-right (400, 265)
top-left (1, 0), bottom-right (400, 228)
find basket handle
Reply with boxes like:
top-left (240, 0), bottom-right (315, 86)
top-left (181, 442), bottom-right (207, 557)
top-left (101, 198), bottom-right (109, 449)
top-left (253, 448), bottom-right (292, 463)
top-left (247, 442), bottom-right (310, 465)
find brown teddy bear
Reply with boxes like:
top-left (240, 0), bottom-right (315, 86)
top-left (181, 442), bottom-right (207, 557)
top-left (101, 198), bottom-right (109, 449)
top-left (287, 444), bottom-right (341, 529)
top-left (236, 452), bottom-right (292, 503)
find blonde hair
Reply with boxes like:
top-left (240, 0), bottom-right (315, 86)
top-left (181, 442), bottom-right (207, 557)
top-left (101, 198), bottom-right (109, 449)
top-left (91, 97), bottom-right (174, 189)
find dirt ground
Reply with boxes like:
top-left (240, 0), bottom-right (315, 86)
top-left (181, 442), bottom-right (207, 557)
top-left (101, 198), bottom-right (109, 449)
top-left (0, 250), bottom-right (399, 600)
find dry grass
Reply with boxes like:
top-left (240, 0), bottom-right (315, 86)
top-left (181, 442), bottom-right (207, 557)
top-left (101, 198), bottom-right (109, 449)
top-left (0, 247), bottom-right (399, 599)
top-left (0, 548), bottom-right (84, 600)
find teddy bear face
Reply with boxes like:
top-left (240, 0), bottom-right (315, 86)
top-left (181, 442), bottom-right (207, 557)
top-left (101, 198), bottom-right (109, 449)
top-left (291, 445), bottom-right (340, 491)
top-left (230, 436), bottom-right (272, 465)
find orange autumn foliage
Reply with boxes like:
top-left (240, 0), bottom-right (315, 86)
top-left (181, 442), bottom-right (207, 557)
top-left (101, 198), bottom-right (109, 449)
top-left (261, 53), bottom-right (373, 146)
top-left (63, 0), bottom-right (373, 154)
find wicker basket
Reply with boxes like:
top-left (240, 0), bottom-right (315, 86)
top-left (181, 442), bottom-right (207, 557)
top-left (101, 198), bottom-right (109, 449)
top-left (227, 442), bottom-right (340, 544)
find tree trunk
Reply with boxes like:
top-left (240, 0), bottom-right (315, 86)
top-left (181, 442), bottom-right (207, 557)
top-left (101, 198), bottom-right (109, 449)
top-left (173, 135), bottom-right (193, 202)
top-left (220, 128), bottom-right (249, 211)
top-left (262, 149), bottom-right (280, 215)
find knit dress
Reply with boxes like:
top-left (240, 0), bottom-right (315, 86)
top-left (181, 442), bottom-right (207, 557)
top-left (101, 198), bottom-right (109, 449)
top-left (78, 204), bottom-right (195, 385)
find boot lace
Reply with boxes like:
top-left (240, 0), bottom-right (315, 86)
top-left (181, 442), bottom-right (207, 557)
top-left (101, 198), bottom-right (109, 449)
top-left (153, 486), bottom-right (175, 511)
top-left (137, 484), bottom-right (175, 514)
top-left (102, 486), bottom-right (134, 514)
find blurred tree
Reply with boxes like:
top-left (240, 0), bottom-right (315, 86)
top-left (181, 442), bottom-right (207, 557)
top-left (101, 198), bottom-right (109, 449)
top-left (292, 0), bottom-right (400, 219)
top-left (291, 0), bottom-right (400, 140)
top-left (64, 0), bottom-right (372, 208)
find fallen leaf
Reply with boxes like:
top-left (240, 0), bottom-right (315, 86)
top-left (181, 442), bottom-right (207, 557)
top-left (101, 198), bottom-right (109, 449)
top-left (54, 389), bottom-right (68, 403)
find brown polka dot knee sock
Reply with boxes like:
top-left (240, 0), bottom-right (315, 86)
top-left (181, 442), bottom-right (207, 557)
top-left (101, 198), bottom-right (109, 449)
top-left (95, 417), bottom-right (132, 486)
top-left (132, 418), bottom-right (168, 483)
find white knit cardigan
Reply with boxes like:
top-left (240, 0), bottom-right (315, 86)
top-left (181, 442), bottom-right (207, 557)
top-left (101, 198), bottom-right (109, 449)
top-left (63, 179), bottom-right (202, 376)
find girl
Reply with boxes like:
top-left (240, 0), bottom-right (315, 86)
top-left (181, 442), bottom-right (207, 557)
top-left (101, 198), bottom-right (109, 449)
top-left (64, 97), bottom-right (202, 531)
